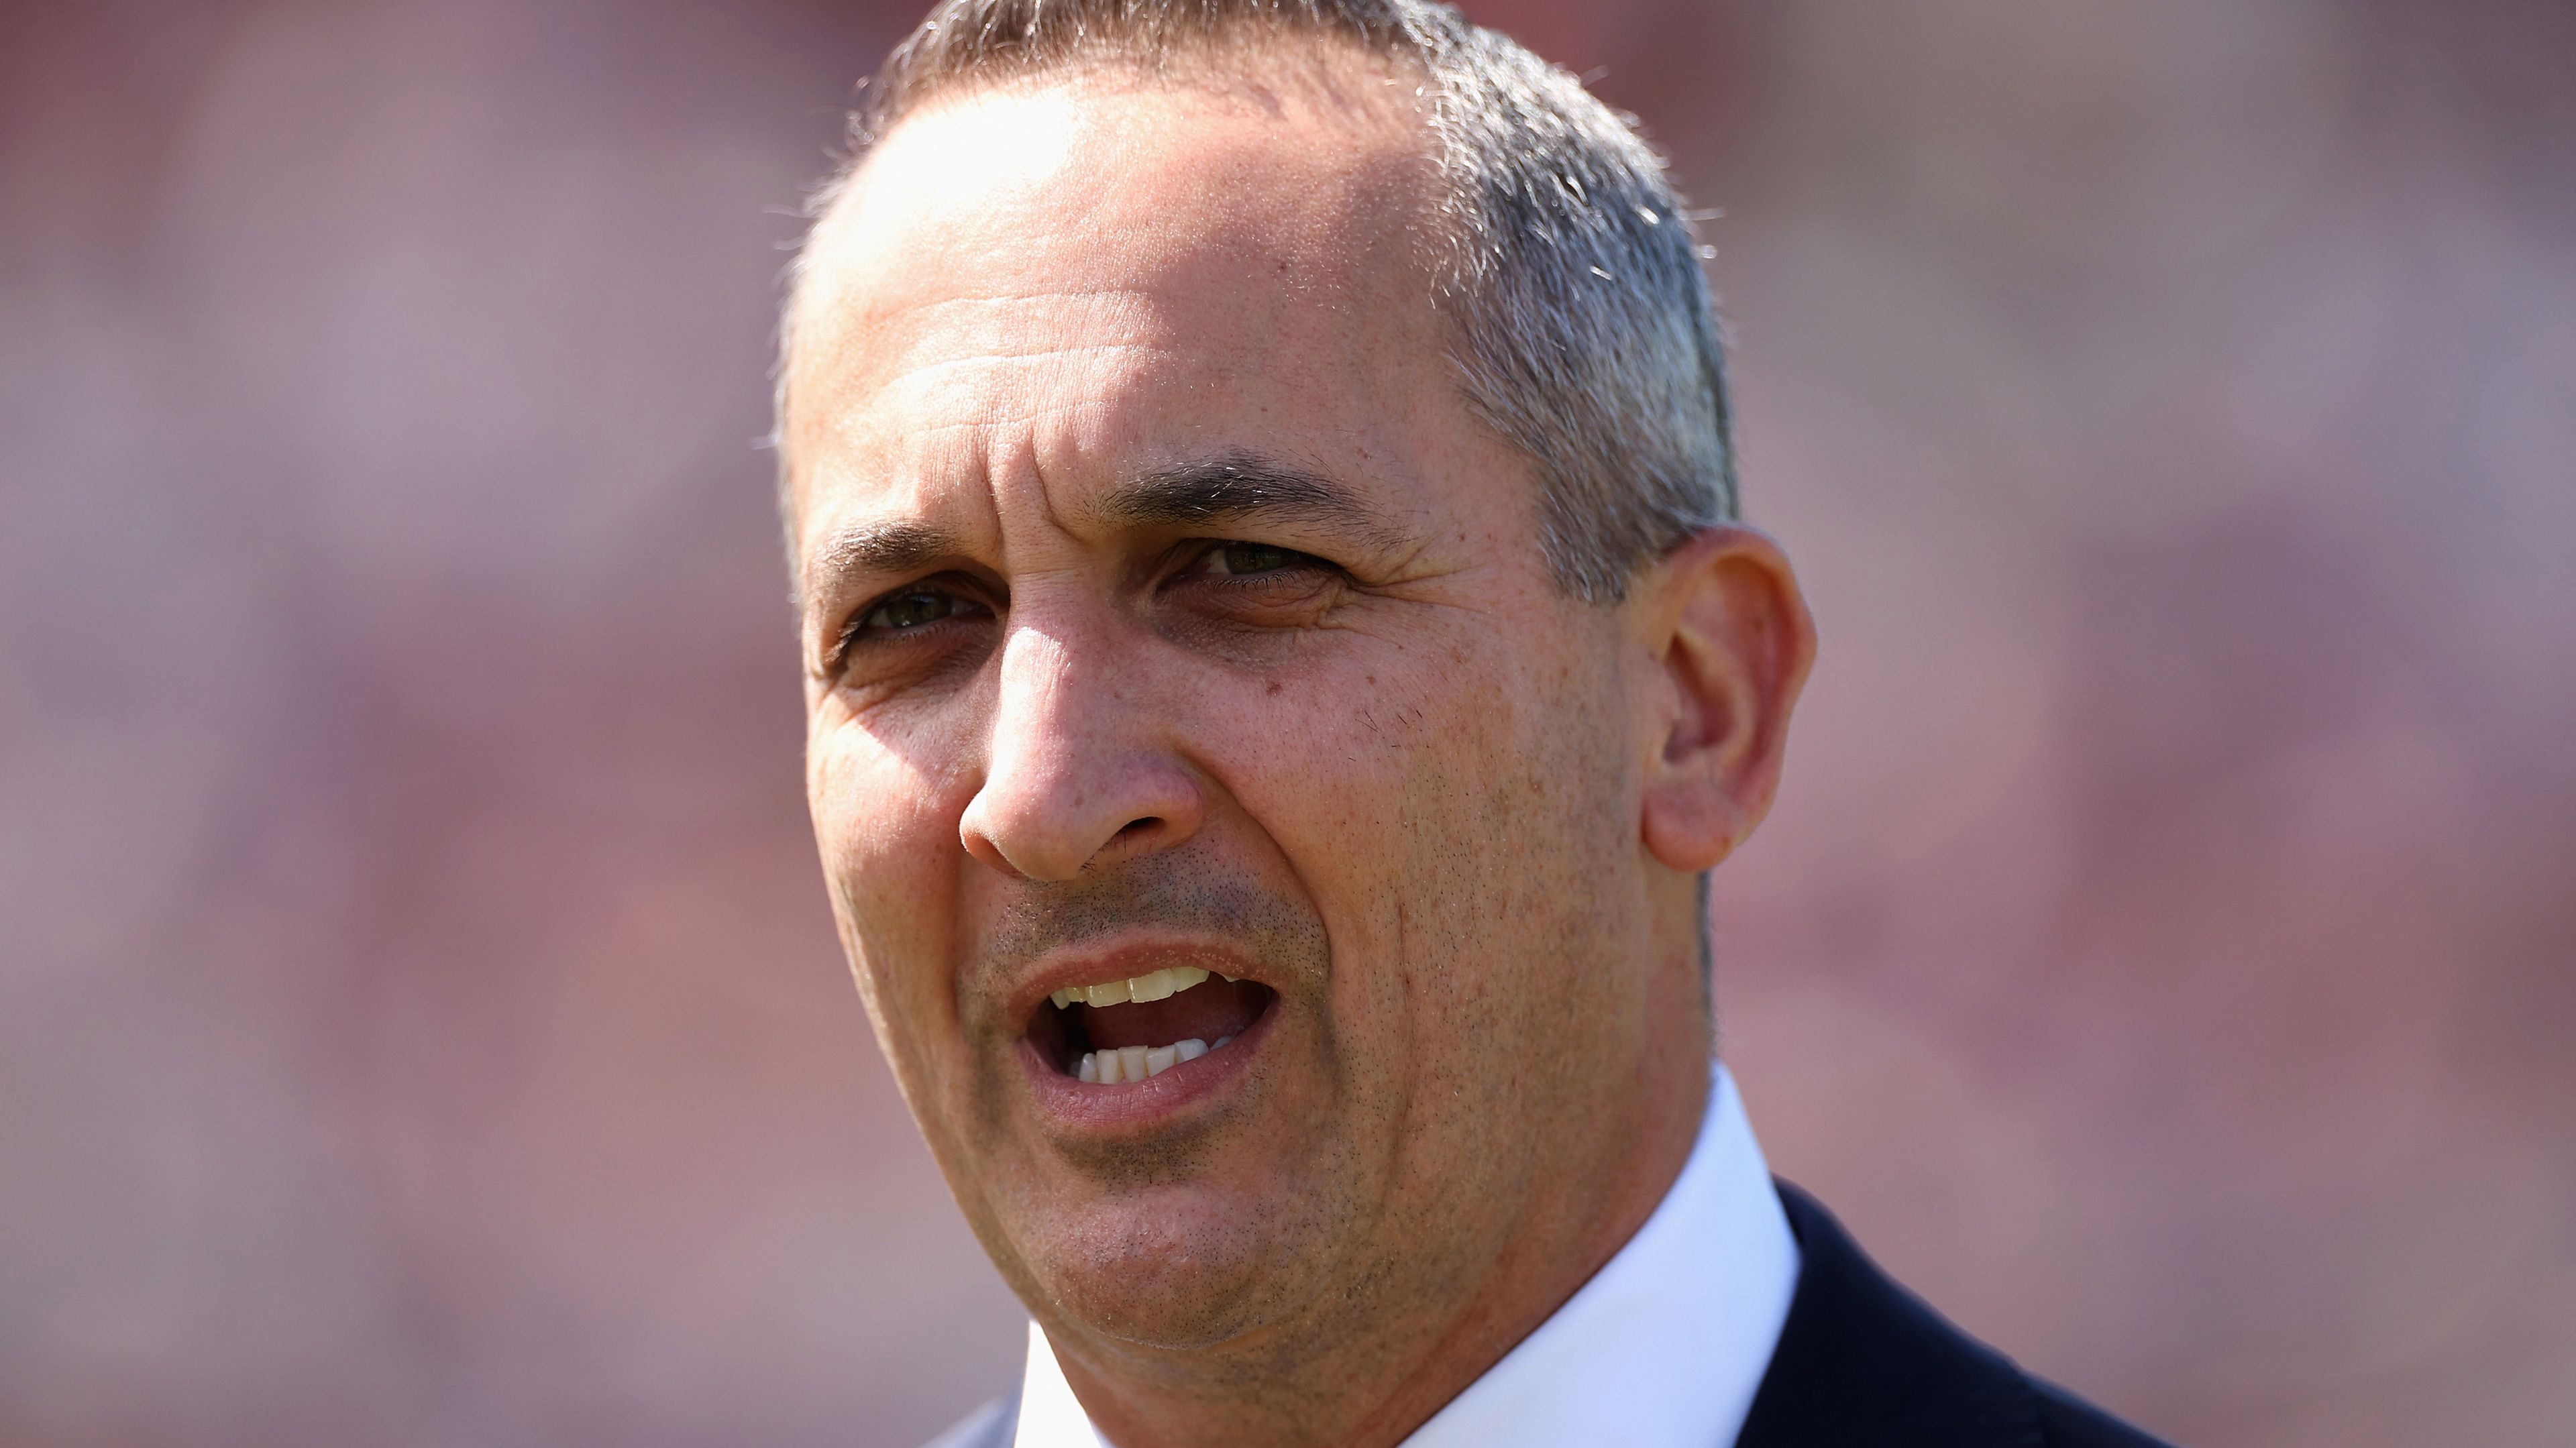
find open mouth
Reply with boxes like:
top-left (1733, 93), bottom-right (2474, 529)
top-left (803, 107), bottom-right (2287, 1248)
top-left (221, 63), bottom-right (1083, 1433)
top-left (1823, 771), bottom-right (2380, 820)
top-left (1026, 964), bottom-right (1276, 1084)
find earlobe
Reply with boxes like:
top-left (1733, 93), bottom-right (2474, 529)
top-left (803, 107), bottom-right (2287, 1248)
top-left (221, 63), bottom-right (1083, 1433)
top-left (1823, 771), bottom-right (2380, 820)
top-left (1635, 526), bottom-right (1816, 873)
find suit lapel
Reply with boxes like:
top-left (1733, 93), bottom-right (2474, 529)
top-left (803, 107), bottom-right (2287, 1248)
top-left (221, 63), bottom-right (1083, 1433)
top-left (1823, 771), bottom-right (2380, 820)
top-left (1735, 1181), bottom-right (2043, 1448)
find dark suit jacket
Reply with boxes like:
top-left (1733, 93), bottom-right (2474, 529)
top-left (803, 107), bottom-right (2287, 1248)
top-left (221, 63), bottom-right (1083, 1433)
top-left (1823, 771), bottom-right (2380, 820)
top-left (922, 1181), bottom-right (2172, 1447)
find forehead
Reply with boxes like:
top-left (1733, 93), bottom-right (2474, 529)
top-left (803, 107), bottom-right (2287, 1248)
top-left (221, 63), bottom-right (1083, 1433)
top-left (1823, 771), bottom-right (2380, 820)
top-left (780, 65), bottom-right (1461, 535)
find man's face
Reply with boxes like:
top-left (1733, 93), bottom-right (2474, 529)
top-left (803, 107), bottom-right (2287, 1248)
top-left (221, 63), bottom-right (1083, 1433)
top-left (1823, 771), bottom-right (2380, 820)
top-left (786, 72), bottom-right (1691, 1363)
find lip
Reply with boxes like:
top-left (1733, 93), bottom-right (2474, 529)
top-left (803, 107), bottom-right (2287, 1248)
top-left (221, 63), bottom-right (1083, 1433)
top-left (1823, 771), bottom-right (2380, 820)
top-left (1018, 991), bottom-right (1279, 1134)
top-left (1003, 933), bottom-right (1283, 1135)
top-left (1002, 935), bottom-right (1279, 1030)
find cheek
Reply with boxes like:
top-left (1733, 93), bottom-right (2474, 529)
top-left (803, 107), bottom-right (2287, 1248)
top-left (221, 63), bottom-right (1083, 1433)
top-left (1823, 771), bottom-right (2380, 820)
top-left (1201, 632), bottom-right (1595, 1002)
top-left (806, 716), bottom-right (974, 1034)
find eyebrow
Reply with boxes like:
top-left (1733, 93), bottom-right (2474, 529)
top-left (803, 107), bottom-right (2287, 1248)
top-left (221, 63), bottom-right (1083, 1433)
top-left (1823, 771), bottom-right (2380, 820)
top-left (1101, 453), bottom-right (1395, 546)
top-left (807, 520), bottom-right (958, 592)
top-left (802, 452), bottom-right (1396, 606)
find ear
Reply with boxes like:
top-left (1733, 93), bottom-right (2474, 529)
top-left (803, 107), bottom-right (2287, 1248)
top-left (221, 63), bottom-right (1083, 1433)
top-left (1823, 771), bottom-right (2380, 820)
top-left (1629, 525), bottom-right (1817, 873)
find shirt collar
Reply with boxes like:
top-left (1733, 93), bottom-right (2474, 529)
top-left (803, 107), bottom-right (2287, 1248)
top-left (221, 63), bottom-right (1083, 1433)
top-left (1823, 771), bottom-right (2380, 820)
top-left (1014, 1062), bottom-right (1799, 1448)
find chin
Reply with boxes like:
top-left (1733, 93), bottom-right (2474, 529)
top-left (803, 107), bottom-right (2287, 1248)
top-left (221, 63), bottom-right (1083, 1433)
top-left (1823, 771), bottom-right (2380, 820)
top-left (1014, 1176), bottom-right (1344, 1351)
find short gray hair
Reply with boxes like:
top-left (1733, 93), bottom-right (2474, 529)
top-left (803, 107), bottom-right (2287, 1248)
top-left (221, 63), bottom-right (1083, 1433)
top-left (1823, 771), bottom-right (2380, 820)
top-left (780, 0), bottom-right (1736, 601)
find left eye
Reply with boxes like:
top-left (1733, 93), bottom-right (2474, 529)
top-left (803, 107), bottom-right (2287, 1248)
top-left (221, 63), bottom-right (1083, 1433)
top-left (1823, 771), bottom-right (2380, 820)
top-left (1192, 541), bottom-right (1313, 577)
top-left (860, 589), bottom-right (973, 631)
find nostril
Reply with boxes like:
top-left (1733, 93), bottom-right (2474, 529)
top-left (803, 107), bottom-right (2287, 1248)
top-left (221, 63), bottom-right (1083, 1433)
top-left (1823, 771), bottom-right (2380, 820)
top-left (960, 752), bottom-right (1205, 880)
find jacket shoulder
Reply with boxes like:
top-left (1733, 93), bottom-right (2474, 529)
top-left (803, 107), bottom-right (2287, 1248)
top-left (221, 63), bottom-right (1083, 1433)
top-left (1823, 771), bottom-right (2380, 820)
top-left (1738, 1182), bottom-right (2175, 1448)
top-left (919, 1392), bottom-right (1016, 1448)
top-left (2035, 1375), bottom-right (2169, 1447)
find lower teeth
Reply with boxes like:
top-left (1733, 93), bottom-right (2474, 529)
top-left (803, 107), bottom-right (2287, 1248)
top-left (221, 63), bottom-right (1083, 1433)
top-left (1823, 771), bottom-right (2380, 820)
top-left (1077, 1034), bottom-right (1235, 1084)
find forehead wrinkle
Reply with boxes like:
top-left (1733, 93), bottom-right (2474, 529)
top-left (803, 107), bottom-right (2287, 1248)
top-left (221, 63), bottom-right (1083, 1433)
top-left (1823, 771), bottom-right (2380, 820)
top-left (828, 340), bottom-right (1184, 435)
top-left (801, 292), bottom-right (1175, 388)
top-left (792, 309), bottom-right (1177, 457)
top-left (792, 349), bottom-right (1175, 550)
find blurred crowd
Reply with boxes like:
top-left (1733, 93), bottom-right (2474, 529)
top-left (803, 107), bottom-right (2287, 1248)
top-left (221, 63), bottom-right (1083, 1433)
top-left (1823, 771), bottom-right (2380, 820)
top-left (4, 1), bottom-right (2570, 1443)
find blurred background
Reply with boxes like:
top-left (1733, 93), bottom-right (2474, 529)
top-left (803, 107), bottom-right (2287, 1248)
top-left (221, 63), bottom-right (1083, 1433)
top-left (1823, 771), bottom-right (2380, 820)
top-left (4, 0), bottom-right (2571, 1442)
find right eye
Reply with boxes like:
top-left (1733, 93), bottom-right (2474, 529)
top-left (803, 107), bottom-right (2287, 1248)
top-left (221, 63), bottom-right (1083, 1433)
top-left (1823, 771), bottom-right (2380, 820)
top-left (831, 579), bottom-right (996, 677)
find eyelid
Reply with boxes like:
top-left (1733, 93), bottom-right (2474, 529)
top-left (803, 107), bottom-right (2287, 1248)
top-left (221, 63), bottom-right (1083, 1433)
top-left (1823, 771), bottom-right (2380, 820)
top-left (828, 573), bottom-right (995, 670)
top-left (1175, 538), bottom-right (1338, 578)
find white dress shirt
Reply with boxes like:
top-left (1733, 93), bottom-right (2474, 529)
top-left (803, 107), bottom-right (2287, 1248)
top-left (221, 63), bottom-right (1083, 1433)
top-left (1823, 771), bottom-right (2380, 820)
top-left (1013, 1062), bottom-right (1800, 1448)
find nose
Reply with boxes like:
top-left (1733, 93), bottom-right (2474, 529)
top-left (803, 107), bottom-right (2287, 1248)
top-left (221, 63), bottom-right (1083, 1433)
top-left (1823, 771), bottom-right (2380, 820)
top-left (959, 619), bottom-right (1205, 881)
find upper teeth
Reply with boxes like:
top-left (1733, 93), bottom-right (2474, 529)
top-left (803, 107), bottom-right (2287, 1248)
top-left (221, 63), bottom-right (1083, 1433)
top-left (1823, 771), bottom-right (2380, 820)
top-left (1050, 964), bottom-right (1219, 1010)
